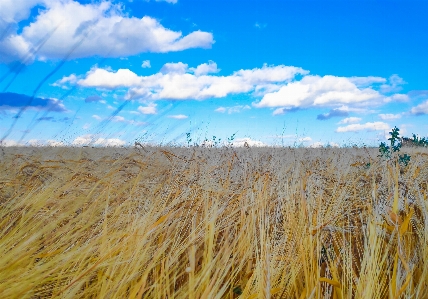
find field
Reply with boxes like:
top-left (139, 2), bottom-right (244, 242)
top-left (1, 145), bottom-right (428, 298)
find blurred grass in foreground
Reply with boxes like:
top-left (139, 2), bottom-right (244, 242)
top-left (1, 145), bottom-right (428, 298)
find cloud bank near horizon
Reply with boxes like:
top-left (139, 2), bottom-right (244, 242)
top-left (53, 61), bottom-right (423, 118)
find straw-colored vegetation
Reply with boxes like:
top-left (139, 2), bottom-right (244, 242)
top-left (1, 145), bottom-right (428, 298)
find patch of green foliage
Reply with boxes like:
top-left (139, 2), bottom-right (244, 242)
top-left (378, 126), bottom-right (415, 167)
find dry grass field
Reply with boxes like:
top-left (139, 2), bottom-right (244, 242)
top-left (1, 145), bottom-right (428, 298)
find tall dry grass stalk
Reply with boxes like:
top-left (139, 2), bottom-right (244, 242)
top-left (1, 146), bottom-right (427, 298)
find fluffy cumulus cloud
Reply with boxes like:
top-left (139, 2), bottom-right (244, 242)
top-left (410, 100), bottom-right (428, 115)
top-left (76, 62), bottom-right (307, 100)
top-left (189, 60), bottom-right (220, 76)
top-left (0, 0), bottom-right (42, 63)
top-left (253, 75), bottom-right (389, 109)
top-left (336, 122), bottom-right (389, 133)
top-left (78, 68), bottom-right (142, 89)
top-left (0, 0), bottom-right (43, 24)
top-left (0, 0), bottom-right (213, 64)
top-left (60, 61), bottom-right (410, 115)
top-left (160, 62), bottom-right (189, 74)
top-left (138, 103), bottom-right (157, 114)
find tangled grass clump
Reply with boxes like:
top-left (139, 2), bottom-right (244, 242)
top-left (1, 145), bottom-right (428, 298)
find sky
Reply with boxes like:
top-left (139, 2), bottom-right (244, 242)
top-left (1, 0), bottom-right (428, 147)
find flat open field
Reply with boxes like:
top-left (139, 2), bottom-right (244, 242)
top-left (1, 146), bottom-right (428, 298)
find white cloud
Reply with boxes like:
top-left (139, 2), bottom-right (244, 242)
top-left (378, 113), bottom-right (402, 120)
top-left (0, 0), bottom-right (41, 63)
top-left (348, 76), bottom-right (386, 86)
top-left (0, 0), bottom-right (42, 23)
top-left (380, 74), bottom-right (406, 93)
top-left (214, 105), bottom-right (250, 114)
top-left (0, 34), bottom-right (33, 64)
top-left (78, 67), bottom-right (142, 89)
top-left (272, 108), bottom-right (286, 115)
top-left (253, 83), bottom-right (282, 96)
top-left (138, 103), bottom-right (157, 114)
top-left (189, 60), bottom-right (220, 76)
top-left (168, 114), bottom-right (188, 119)
top-left (214, 107), bottom-right (226, 113)
top-left (327, 142), bottom-right (340, 148)
top-left (232, 138), bottom-right (266, 147)
top-left (77, 62), bottom-right (307, 101)
top-left (336, 122), bottom-right (389, 133)
top-left (66, 62), bottom-right (409, 115)
top-left (26, 138), bottom-right (64, 146)
top-left (28, 139), bottom-right (42, 146)
top-left (0, 0), bottom-right (213, 64)
top-left (309, 142), bottom-right (324, 148)
top-left (52, 74), bottom-right (78, 88)
top-left (94, 138), bottom-right (126, 147)
top-left (332, 105), bottom-right (374, 114)
top-left (112, 115), bottom-right (125, 122)
top-left (383, 94), bottom-right (409, 103)
top-left (234, 63), bottom-right (307, 85)
top-left (72, 134), bottom-right (126, 146)
top-left (0, 139), bottom-right (22, 147)
top-left (47, 139), bottom-right (64, 147)
top-left (160, 62), bottom-right (188, 74)
top-left (92, 114), bottom-right (102, 120)
top-left (72, 134), bottom-right (93, 146)
top-left (254, 75), bottom-right (385, 109)
top-left (410, 100), bottom-right (428, 115)
top-left (141, 60), bottom-right (151, 68)
top-left (338, 117), bottom-right (361, 124)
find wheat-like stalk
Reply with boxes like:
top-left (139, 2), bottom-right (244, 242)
top-left (0, 145), bottom-right (427, 298)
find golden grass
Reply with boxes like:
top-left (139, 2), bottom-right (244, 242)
top-left (1, 146), bottom-right (427, 298)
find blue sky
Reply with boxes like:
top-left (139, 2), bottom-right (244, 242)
top-left (1, 0), bottom-right (427, 147)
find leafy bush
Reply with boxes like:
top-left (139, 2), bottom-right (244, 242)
top-left (378, 126), bottom-right (411, 166)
